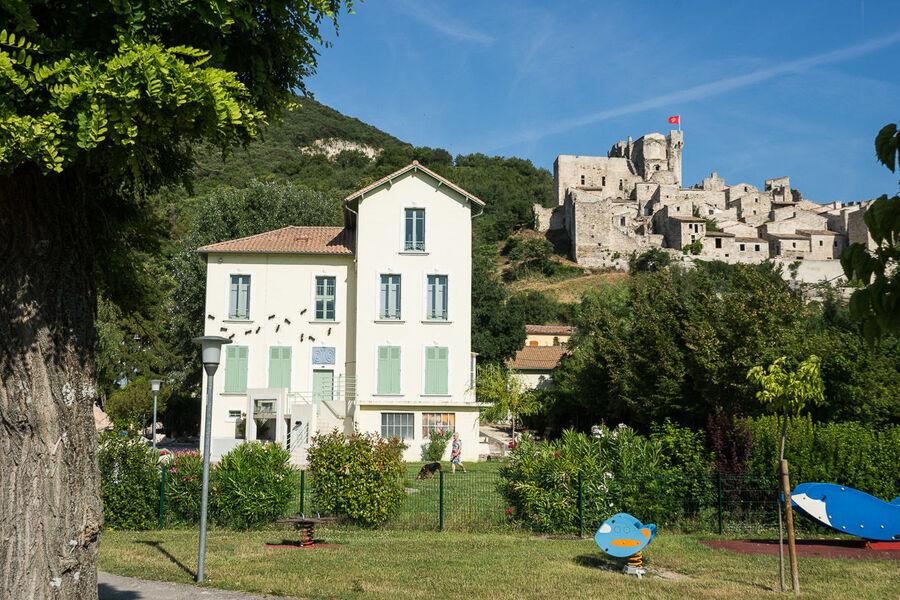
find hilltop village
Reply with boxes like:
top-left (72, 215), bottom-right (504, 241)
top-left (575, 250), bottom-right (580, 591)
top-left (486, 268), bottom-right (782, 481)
top-left (535, 131), bottom-right (874, 277)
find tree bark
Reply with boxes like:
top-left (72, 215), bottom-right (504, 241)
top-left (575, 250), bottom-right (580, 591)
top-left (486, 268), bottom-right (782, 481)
top-left (0, 167), bottom-right (102, 599)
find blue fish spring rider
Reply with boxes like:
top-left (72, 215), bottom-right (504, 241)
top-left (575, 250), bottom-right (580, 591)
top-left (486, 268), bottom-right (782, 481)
top-left (594, 513), bottom-right (657, 578)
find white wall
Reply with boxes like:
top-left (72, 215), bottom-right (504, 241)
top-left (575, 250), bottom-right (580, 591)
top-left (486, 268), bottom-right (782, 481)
top-left (200, 253), bottom-right (354, 456)
top-left (353, 170), bottom-right (477, 461)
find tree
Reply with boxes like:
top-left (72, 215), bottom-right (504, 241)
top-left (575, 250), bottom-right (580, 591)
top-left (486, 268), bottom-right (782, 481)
top-left (104, 376), bottom-right (171, 434)
top-left (746, 355), bottom-right (824, 594)
top-left (471, 243), bottom-right (526, 363)
top-left (477, 363), bottom-right (539, 439)
top-left (628, 247), bottom-right (672, 272)
top-left (841, 123), bottom-right (900, 339)
top-left (0, 3), bottom-right (350, 597)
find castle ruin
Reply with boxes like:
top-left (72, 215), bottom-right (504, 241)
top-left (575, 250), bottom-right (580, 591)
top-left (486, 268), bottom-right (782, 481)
top-left (536, 131), bottom-right (874, 274)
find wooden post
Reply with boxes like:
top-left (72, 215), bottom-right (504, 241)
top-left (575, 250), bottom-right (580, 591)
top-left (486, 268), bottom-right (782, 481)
top-left (780, 459), bottom-right (800, 594)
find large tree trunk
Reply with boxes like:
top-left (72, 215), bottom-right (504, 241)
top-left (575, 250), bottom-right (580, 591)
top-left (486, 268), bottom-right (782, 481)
top-left (0, 167), bottom-right (102, 599)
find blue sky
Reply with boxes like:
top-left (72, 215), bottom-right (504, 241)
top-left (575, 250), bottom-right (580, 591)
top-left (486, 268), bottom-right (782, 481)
top-left (308, 1), bottom-right (900, 203)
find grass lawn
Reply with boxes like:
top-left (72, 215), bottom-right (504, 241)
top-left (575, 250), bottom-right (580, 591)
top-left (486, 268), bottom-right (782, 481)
top-left (100, 528), bottom-right (897, 600)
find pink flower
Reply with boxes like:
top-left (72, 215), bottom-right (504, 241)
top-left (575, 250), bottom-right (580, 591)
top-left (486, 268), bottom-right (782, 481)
top-left (506, 507), bottom-right (513, 516)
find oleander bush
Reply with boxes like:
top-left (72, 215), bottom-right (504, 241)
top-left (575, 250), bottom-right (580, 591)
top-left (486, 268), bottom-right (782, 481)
top-left (211, 442), bottom-right (299, 530)
top-left (307, 430), bottom-right (407, 527)
top-left (164, 450), bottom-right (203, 525)
top-left (98, 431), bottom-right (160, 530)
top-left (743, 415), bottom-right (900, 499)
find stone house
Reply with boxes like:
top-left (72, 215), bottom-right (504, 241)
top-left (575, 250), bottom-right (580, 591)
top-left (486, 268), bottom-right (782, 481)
top-left (701, 230), bottom-right (736, 259)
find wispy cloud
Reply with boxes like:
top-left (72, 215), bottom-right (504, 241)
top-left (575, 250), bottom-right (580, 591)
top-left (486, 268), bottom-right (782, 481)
top-left (395, 0), bottom-right (494, 45)
top-left (488, 29), bottom-right (900, 150)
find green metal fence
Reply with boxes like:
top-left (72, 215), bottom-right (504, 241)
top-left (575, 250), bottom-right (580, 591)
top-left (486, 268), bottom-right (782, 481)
top-left (284, 462), bottom-right (796, 535)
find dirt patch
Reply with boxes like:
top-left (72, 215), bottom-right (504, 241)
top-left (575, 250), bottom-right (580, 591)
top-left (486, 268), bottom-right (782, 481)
top-left (702, 539), bottom-right (900, 560)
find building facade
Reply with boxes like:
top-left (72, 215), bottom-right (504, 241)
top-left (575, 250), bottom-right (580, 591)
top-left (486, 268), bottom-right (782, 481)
top-left (198, 162), bottom-right (485, 463)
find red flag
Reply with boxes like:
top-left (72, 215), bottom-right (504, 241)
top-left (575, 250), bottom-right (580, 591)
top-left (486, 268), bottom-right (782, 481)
top-left (668, 115), bottom-right (680, 125)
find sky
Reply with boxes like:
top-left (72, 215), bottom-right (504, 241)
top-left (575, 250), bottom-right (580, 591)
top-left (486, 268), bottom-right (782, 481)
top-left (308, 0), bottom-right (900, 203)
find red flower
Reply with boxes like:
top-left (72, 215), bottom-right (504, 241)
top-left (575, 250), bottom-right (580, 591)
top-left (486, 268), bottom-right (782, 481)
top-left (506, 507), bottom-right (513, 516)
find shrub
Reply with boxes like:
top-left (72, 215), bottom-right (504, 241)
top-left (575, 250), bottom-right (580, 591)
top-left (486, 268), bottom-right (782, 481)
top-left (105, 376), bottom-right (170, 433)
top-left (743, 415), bottom-right (900, 499)
top-left (307, 430), bottom-right (406, 527)
top-left (628, 247), bottom-right (671, 272)
top-left (98, 431), bottom-right (160, 530)
top-left (212, 442), bottom-right (299, 530)
top-left (423, 429), bottom-right (452, 462)
top-left (164, 450), bottom-right (203, 525)
top-left (499, 425), bottom-right (711, 533)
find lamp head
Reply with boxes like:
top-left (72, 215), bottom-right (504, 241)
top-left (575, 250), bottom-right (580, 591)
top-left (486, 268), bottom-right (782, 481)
top-left (149, 379), bottom-right (162, 393)
top-left (192, 336), bottom-right (232, 376)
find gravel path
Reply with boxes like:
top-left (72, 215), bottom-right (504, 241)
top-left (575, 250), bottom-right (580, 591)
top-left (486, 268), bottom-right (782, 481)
top-left (98, 572), bottom-right (304, 600)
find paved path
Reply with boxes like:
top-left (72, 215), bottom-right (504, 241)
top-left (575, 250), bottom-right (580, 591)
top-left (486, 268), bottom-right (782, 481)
top-left (98, 572), bottom-right (303, 600)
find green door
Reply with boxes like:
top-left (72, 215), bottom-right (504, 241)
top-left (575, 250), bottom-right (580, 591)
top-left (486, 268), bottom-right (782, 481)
top-left (312, 370), bottom-right (334, 406)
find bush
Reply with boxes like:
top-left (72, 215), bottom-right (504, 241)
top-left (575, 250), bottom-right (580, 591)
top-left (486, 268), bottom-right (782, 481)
top-left (499, 425), bottom-right (713, 533)
top-left (743, 416), bottom-right (900, 499)
top-left (307, 430), bottom-right (406, 527)
top-left (105, 376), bottom-right (170, 433)
top-left (423, 429), bottom-right (452, 462)
top-left (164, 450), bottom-right (203, 525)
top-left (212, 442), bottom-right (299, 530)
top-left (98, 432), bottom-right (160, 530)
top-left (628, 247), bottom-right (671, 272)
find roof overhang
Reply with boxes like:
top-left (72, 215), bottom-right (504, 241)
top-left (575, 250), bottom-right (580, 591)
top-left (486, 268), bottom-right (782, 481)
top-left (343, 161), bottom-right (486, 208)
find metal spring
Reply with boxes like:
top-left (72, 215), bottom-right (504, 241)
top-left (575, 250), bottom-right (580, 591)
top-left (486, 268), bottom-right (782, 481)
top-left (627, 551), bottom-right (644, 569)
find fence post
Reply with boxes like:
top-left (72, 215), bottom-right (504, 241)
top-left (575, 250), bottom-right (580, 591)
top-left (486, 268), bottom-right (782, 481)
top-left (299, 470), bottom-right (306, 515)
top-left (438, 469), bottom-right (445, 531)
top-left (158, 466), bottom-right (167, 530)
top-left (716, 472), bottom-right (724, 535)
top-left (577, 472), bottom-right (585, 538)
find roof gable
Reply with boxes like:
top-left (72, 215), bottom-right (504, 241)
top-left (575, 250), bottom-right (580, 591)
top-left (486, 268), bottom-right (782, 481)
top-left (343, 161), bottom-right (485, 207)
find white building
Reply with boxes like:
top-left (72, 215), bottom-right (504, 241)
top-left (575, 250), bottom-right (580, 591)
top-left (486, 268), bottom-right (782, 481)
top-left (197, 162), bottom-right (485, 463)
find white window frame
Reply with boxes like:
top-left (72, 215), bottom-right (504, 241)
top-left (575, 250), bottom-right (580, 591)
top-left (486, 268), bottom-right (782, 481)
top-left (312, 274), bottom-right (337, 322)
top-left (227, 274), bottom-right (252, 321)
top-left (425, 274), bottom-right (449, 322)
top-left (378, 273), bottom-right (402, 320)
top-left (381, 412), bottom-right (414, 440)
top-left (403, 207), bottom-right (426, 252)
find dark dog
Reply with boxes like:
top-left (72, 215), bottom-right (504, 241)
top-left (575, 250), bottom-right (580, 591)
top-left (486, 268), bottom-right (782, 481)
top-left (416, 462), bottom-right (442, 480)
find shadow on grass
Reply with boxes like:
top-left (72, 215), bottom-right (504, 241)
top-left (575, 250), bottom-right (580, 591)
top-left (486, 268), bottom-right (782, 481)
top-left (573, 553), bottom-right (623, 573)
top-left (136, 540), bottom-right (196, 579)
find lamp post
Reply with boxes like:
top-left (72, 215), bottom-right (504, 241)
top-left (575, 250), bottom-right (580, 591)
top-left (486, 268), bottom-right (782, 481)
top-left (192, 335), bottom-right (231, 583)
top-left (149, 379), bottom-right (162, 451)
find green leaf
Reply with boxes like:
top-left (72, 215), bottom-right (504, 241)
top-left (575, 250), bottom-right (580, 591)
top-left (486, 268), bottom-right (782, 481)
top-left (875, 123), bottom-right (899, 172)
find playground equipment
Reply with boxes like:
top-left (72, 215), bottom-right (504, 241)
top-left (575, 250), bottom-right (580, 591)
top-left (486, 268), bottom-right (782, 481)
top-left (594, 512), bottom-right (657, 578)
top-left (790, 482), bottom-right (900, 544)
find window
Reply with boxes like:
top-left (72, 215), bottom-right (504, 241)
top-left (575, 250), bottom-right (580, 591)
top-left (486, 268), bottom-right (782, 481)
top-left (709, 209), bottom-right (714, 215)
top-left (755, 244), bottom-right (761, 252)
top-left (655, 165), bottom-right (660, 171)
top-left (314, 276), bottom-right (336, 321)
top-left (404, 208), bottom-right (425, 251)
top-left (381, 412), bottom-right (414, 440)
top-left (377, 346), bottom-right (401, 394)
top-left (553, 336), bottom-right (560, 346)
top-left (223, 346), bottom-right (248, 393)
top-left (715, 238), bottom-right (722, 249)
top-left (379, 274), bottom-right (402, 320)
top-left (424, 346), bottom-right (449, 395)
top-left (422, 413), bottom-right (455, 438)
top-left (229, 275), bottom-right (251, 319)
top-left (618, 179), bottom-right (623, 190)
top-left (580, 174), bottom-right (585, 185)
top-left (819, 240), bottom-right (823, 246)
top-left (226, 410), bottom-right (242, 421)
top-left (268, 346), bottom-right (292, 389)
top-left (602, 176), bottom-right (606, 186)
top-left (739, 244), bottom-right (746, 251)
top-left (619, 216), bottom-right (626, 226)
top-left (675, 206), bottom-right (680, 212)
top-left (792, 242), bottom-right (796, 248)
top-left (426, 275), bottom-right (448, 320)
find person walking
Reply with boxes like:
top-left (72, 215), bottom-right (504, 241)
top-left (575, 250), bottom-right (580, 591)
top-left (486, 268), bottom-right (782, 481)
top-left (450, 431), bottom-right (466, 473)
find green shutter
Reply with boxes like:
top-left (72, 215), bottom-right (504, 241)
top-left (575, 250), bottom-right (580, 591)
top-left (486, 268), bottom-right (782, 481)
top-left (268, 346), bottom-right (291, 389)
top-left (377, 346), bottom-right (401, 394)
top-left (224, 346), bottom-right (248, 393)
top-left (425, 347), bottom-right (448, 395)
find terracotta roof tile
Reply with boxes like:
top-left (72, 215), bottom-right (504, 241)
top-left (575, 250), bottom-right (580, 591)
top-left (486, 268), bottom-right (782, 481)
top-left (507, 346), bottom-right (567, 371)
top-left (197, 226), bottom-right (353, 255)
top-left (525, 324), bottom-right (577, 335)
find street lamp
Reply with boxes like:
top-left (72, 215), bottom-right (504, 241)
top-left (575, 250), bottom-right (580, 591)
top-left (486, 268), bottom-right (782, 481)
top-left (149, 379), bottom-right (162, 451)
top-left (191, 335), bottom-right (232, 583)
